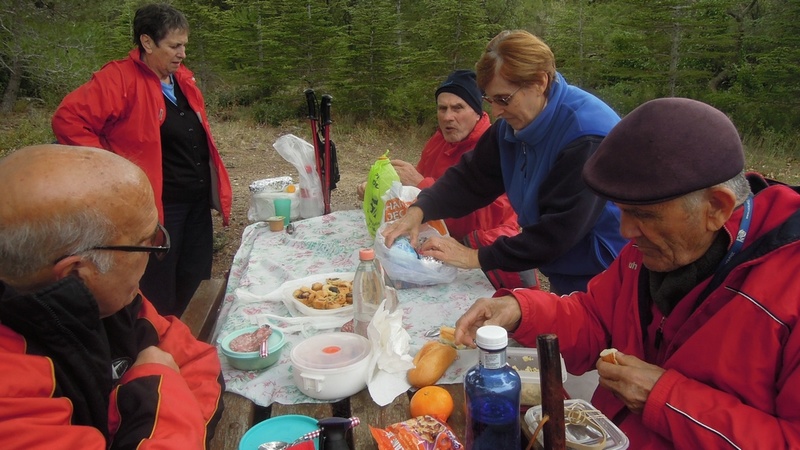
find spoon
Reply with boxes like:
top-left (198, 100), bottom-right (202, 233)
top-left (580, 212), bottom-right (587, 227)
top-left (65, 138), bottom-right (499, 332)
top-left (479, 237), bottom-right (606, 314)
top-left (424, 326), bottom-right (441, 338)
top-left (258, 428), bottom-right (320, 450)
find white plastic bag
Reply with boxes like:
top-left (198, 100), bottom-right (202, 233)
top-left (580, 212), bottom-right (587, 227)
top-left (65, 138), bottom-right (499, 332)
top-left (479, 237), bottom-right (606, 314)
top-left (379, 181), bottom-right (449, 236)
top-left (374, 221), bottom-right (458, 288)
top-left (272, 134), bottom-right (324, 219)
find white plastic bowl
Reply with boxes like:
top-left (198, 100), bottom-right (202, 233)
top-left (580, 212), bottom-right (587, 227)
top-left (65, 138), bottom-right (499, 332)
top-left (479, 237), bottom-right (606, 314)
top-left (291, 332), bottom-right (371, 400)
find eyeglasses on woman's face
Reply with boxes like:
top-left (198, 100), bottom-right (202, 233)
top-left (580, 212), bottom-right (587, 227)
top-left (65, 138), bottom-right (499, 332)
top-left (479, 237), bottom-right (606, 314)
top-left (482, 85), bottom-right (522, 107)
top-left (54, 223), bottom-right (171, 264)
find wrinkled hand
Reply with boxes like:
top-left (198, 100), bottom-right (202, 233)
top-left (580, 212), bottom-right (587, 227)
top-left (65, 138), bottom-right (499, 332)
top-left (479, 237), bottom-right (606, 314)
top-left (454, 296), bottom-right (522, 348)
top-left (133, 345), bottom-right (180, 373)
top-left (390, 159), bottom-right (423, 187)
top-left (382, 206), bottom-right (424, 247)
top-left (418, 235), bottom-right (479, 269)
top-left (356, 181), bottom-right (367, 201)
top-left (596, 351), bottom-right (665, 415)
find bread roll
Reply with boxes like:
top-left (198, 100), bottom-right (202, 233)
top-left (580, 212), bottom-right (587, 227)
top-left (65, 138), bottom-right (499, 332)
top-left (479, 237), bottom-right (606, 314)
top-left (600, 348), bottom-right (619, 364)
top-left (438, 325), bottom-right (465, 349)
top-left (407, 341), bottom-right (457, 388)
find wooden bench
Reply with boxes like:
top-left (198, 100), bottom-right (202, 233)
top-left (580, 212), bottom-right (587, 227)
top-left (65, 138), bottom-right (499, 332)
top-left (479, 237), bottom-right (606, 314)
top-left (180, 277), bottom-right (259, 450)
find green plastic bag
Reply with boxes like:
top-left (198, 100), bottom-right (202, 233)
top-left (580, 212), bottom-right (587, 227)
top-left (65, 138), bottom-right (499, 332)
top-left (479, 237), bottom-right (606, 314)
top-left (363, 152), bottom-right (400, 237)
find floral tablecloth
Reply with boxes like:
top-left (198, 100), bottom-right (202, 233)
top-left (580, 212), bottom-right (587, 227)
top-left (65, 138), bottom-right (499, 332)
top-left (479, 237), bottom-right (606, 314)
top-left (214, 210), bottom-right (496, 407)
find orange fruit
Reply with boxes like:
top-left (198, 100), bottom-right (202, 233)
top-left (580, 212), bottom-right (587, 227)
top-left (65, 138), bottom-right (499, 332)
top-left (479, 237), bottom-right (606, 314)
top-left (285, 184), bottom-right (296, 193)
top-left (409, 385), bottom-right (454, 422)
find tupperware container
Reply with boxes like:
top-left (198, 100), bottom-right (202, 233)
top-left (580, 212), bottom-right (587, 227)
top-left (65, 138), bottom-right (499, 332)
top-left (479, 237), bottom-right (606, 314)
top-left (525, 399), bottom-right (629, 450)
top-left (220, 326), bottom-right (286, 371)
top-left (507, 347), bottom-right (567, 406)
top-left (291, 332), bottom-right (371, 400)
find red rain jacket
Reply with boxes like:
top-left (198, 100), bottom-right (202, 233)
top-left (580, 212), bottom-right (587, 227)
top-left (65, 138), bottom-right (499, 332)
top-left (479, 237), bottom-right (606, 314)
top-left (415, 112), bottom-right (519, 242)
top-left (509, 183), bottom-right (800, 448)
top-left (52, 49), bottom-right (232, 226)
top-left (0, 280), bottom-right (224, 449)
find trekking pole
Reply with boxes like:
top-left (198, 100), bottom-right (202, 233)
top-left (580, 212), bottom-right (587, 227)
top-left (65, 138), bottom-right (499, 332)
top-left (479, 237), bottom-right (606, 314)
top-left (304, 89), bottom-right (324, 186)
top-left (320, 94), bottom-right (333, 214)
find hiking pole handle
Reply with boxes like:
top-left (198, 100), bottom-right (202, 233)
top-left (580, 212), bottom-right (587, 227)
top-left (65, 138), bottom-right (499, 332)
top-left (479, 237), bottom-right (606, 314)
top-left (304, 89), bottom-right (318, 120)
top-left (321, 94), bottom-right (332, 126)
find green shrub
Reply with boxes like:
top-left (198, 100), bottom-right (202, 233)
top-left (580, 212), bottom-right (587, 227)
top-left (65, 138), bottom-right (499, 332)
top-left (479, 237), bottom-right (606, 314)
top-left (0, 108), bottom-right (55, 157)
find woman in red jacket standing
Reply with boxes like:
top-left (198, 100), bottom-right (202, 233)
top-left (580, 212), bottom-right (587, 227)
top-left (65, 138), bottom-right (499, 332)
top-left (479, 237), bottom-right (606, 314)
top-left (52, 3), bottom-right (232, 317)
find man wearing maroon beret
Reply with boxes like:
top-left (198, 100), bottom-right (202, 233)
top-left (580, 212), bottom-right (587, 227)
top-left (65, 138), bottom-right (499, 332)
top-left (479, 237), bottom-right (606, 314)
top-left (453, 98), bottom-right (800, 448)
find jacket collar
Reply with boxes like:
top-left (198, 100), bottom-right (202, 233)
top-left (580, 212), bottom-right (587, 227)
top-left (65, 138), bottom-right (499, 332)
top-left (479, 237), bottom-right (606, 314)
top-left (503, 72), bottom-right (567, 146)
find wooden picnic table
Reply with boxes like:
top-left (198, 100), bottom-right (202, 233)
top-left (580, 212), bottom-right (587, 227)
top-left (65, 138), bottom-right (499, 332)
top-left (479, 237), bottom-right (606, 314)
top-left (181, 276), bottom-right (469, 449)
top-left (188, 210), bottom-right (571, 449)
top-left (185, 277), bottom-right (561, 450)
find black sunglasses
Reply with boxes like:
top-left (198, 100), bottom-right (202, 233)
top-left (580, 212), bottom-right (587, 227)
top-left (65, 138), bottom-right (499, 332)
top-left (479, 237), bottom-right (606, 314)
top-left (482, 85), bottom-right (522, 107)
top-left (54, 223), bottom-right (171, 264)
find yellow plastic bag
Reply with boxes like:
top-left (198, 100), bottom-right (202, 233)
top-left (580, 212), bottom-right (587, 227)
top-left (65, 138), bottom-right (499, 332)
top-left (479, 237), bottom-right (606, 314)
top-left (363, 152), bottom-right (400, 237)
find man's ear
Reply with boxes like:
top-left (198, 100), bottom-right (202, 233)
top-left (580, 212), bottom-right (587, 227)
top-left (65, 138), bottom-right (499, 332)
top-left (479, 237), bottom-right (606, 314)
top-left (52, 255), bottom-right (93, 282)
top-left (706, 187), bottom-right (737, 232)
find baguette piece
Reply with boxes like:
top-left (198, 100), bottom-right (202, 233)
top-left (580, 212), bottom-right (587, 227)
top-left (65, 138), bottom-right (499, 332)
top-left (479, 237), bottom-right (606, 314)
top-left (438, 325), bottom-right (465, 349)
top-left (600, 348), bottom-right (619, 364)
top-left (407, 341), bottom-right (457, 388)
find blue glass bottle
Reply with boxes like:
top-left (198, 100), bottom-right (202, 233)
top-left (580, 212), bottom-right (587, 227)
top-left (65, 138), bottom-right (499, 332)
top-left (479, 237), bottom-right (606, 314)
top-left (464, 325), bottom-right (521, 449)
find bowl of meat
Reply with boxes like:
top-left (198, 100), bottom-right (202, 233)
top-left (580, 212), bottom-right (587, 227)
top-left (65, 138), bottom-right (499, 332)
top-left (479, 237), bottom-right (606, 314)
top-left (220, 325), bottom-right (286, 371)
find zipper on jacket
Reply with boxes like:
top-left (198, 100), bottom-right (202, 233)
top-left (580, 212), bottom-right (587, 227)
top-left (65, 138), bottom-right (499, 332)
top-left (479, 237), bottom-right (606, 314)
top-left (654, 316), bottom-right (667, 349)
top-left (521, 144), bottom-right (527, 178)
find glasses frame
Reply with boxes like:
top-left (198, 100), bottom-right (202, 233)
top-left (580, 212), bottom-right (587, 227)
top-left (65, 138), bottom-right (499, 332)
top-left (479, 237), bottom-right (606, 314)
top-left (92, 222), bottom-right (171, 260)
top-left (54, 223), bottom-right (171, 264)
top-left (482, 85), bottom-right (522, 107)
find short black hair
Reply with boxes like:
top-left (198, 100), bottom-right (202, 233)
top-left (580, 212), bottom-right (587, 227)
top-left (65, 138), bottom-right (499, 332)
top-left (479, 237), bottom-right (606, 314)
top-left (133, 3), bottom-right (189, 50)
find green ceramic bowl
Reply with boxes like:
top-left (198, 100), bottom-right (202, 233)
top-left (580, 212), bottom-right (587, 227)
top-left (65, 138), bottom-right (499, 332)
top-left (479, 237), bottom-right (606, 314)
top-left (220, 326), bottom-right (285, 371)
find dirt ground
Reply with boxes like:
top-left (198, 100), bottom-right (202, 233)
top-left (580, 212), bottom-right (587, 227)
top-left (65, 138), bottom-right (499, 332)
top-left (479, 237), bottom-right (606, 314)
top-left (208, 119), bottom-right (426, 279)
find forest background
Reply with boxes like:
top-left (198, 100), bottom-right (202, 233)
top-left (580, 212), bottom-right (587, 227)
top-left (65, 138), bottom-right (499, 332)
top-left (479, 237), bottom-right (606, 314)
top-left (2, 0), bottom-right (799, 276)
top-left (2, 0), bottom-right (800, 142)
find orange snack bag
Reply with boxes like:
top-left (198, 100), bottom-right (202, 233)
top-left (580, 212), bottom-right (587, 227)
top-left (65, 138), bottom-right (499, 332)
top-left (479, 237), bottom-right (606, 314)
top-left (370, 415), bottom-right (463, 450)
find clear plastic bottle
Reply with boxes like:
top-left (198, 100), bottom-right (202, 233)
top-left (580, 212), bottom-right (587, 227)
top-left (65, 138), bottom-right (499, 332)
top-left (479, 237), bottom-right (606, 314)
top-left (464, 325), bottom-right (521, 449)
top-left (352, 248), bottom-right (385, 337)
top-left (373, 257), bottom-right (398, 313)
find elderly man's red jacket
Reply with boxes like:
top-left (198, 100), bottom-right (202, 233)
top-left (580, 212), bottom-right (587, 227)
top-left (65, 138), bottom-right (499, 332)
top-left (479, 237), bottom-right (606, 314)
top-left (0, 278), bottom-right (224, 449)
top-left (509, 182), bottom-right (800, 448)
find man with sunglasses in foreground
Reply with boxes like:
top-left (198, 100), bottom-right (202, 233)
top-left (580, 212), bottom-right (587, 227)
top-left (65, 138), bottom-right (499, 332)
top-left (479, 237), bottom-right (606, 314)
top-left (384, 30), bottom-right (627, 295)
top-left (0, 145), bottom-right (223, 449)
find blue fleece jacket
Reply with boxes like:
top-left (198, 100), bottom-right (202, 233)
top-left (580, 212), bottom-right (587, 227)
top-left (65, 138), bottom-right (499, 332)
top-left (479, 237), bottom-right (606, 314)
top-left (414, 72), bottom-right (628, 293)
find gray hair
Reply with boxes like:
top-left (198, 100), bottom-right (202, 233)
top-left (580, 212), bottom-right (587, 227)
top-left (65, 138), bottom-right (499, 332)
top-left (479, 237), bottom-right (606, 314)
top-left (682, 170), bottom-right (751, 211)
top-left (0, 209), bottom-right (116, 281)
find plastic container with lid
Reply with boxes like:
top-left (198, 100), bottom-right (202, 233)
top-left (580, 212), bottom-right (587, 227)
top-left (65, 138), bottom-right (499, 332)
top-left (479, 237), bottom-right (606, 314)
top-left (507, 347), bottom-right (567, 406)
top-left (525, 398), bottom-right (630, 450)
top-left (291, 332), bottom-right (372, 400)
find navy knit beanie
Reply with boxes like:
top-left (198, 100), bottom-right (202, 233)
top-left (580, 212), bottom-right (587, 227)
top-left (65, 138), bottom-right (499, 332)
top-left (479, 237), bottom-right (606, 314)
top-left (435, 69), bottom-right (483, 116)
top-left (583, 98), bottom-right (744, 205)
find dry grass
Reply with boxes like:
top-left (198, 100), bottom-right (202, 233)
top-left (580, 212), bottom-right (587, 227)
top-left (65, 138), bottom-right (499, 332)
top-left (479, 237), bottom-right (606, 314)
top-left (208, 116), bottom-right (432, 278)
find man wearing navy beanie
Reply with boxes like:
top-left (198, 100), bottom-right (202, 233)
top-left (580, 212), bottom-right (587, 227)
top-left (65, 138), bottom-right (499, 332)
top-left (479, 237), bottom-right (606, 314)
top-left (358, 70), bottom-right (531, 289)
top-left (435, 69), bottom-right (483, 116)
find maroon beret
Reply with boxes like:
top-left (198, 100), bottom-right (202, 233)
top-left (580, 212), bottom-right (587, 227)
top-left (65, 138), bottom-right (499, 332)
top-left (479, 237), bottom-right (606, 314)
top-left (583, 98), bottom-right (744, 205)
